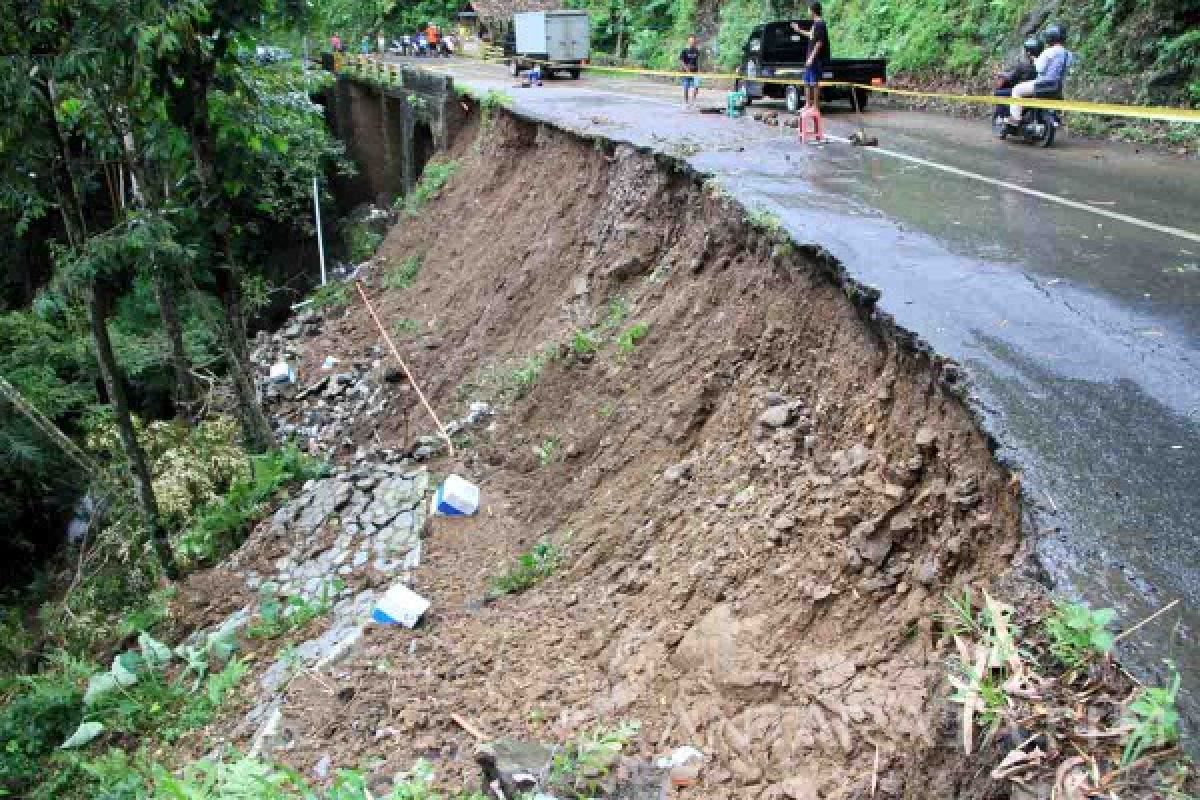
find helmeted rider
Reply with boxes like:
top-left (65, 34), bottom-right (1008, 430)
top-left (993, 37), bottom-right (1041, 118)
top-left (1009, 24), bottom-right (1070, 124)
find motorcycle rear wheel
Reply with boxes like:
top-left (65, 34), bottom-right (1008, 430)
top-left (1036, 121), bottom-right (1056, 147)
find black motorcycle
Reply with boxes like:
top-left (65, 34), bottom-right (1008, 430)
top-left (991, 71), bottom-right (1063, 148)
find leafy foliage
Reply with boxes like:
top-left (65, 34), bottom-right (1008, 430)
top-left (384, 255), bottom-right (424, 291)
top-left (548, 721), bottom-right (641, 796)
top-left (308, 281), bottom-right (353, 311)
top-left (490, 542), bottom-right (561, 596)
top-left (347, 227), bottom-right (385, 264)
top-left (570, 329), bottom-right (599, 356)
top-left (401, 158), bottom-right (461, 215)
top-left (1043, 601), bottom-right (1116, 669)
top-left (245, 581), bottom-right (342, 639)
top-left (616, 322), bottom-right (650, 355)
top-left (178, 444), bottom-right (327, 568)
top-left (391, 318), bottom-right (422, 338)
top-left (1122, 666), bottom-right (1182, 767)
top-left (536, 437), bottom-right (561, 467)
top-left (0, 652), bottom-right (91, 793)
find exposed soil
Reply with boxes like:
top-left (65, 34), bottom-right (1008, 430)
top-left (193, 109), bottom-right (1044, 798)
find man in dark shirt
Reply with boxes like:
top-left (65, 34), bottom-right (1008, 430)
top-left (680, 34), bottom-right (701, 110)
top-left (797, 2), bottom-right (829, 113)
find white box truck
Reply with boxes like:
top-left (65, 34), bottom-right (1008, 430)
top-left (505, 10), bottom-right (590, 79)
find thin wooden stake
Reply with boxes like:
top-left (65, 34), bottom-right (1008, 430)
top-left (871, 743), bottom-right (880, 797)
top-left (355, 281), bottom-right (455, 456)
top-left (451, 713), bottom-right (489, 741)
top-left (1113, 599), bottom-right (1181, 645)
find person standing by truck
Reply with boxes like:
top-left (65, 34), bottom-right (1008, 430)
top-left (792, 2), bottom-right (829, 114)
top-left (680, 34), bottom-right (701, 110)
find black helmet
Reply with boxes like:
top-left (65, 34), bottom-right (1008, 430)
top-left (1023, 37), bottom-right (1043, 56)
top-left (1043, 24), bottom-right (1065, 45)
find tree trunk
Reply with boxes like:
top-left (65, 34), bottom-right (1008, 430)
top-left (86, 286), bottom-right (180, 579)
top-left (184, 83), bottom-right (275, 453)
top-left (152, 270), bottom-right (199, 419)
top-left (111, 117), bottom-right (199, 420)
top-left (0, 374), bottom-right (99, 477)
top-left (38, 77), bottom-right (179, 578)
top-left (215, 252), bottom-right (275, 453)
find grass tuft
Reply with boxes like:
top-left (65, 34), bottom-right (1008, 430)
top-left (490, 542), bottom-right (560, 596)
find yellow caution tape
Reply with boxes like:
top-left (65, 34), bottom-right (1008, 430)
top-left (359, 53), bottom-right (1200, 124)
top-left (492, 54), bottom-right (1200, 124)
top-left (840, 83), bottom-right (1200, 123)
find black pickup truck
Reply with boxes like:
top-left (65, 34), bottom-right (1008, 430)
top-left (734, 20), bottom-right (887, 111)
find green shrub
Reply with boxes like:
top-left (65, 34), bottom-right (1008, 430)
top-left (0, 653), bottom-right (91, 794)
top-left (246, 580), bottom-right (342, 640)
top-left (384, 254), bottom-right (423, 291)
top-left (176, 444), bottom-right (327, 568)
top-left (402, 158), bottom-right (461, 215)
top-left (392, 318), bottom-right (422, 338)
top-left (603, 296), bottom-right (630, 330)
top-left (346, 227), bottom-right (384, 264)
top-left (616, 322), bottom-right (650, 355)
top-left (1044, 601), bottom-right (1116, 669)
top-left (1122, 666), bottom-right (1181, 767)
top-left (308, 282), bottom-right (352, 311)
top-left (549, 721), bottom-right (641, 796)
top-left (570, 329), bottom-right (599, 356)
top-left (509, 351), bottom-right (550, 399)
top-left (536, 437), bottom-right (561, 467)
top-left (490, 542), bottom-right (561, 596)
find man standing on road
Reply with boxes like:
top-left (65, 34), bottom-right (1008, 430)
top-left (799, 2), bottom-right (829, 115)
top-left (680, 34), bottom-right (701, 110)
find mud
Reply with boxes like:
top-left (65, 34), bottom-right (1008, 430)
top-left (200, 110), bottom-right (1040, 797)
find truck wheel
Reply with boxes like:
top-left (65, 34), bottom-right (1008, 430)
top-left (785, 85), bottom-right (801, 114)
top-left (853, 88), bottom-right (870, 111)
top-left (568, 68), bottom-right (581, 79)
top-left (509, 59), bottom-right (520, 77)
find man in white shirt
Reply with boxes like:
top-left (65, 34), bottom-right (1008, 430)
top-left (1010, 24), bottom-right (1070, 123)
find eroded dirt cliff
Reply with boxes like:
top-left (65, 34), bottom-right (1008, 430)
top-left (197, 110), bottom-right (1033, 798)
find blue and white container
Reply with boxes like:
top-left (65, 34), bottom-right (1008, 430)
top-left (371, 584), bottom-right (430, 628)
top-left (435, 474), bottom-right (480, 516)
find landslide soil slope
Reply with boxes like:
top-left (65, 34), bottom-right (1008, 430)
top-left (243, 112), bottom-right (1026, 798)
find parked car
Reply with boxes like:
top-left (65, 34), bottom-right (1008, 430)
top-left (734, 21), bottom-right (886, 111)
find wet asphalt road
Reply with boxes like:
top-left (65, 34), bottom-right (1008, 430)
top-left (391, 58), bottom-right (1200, 728)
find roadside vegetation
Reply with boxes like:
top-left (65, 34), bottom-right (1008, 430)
top-left (385, 254), bottom-right (425, 290)
top-left (399, 158), bottom-right (462, 216)
top-left (941, 589), bottom-right (1192, 797)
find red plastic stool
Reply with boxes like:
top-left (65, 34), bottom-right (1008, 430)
top-left (800, 105), bottom-right (824, 143)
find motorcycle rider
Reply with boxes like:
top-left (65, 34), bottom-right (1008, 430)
top-left (1009, 24), bottom-right (1070, 124)
top-left (993, 37), bottom-right (1041, 118)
